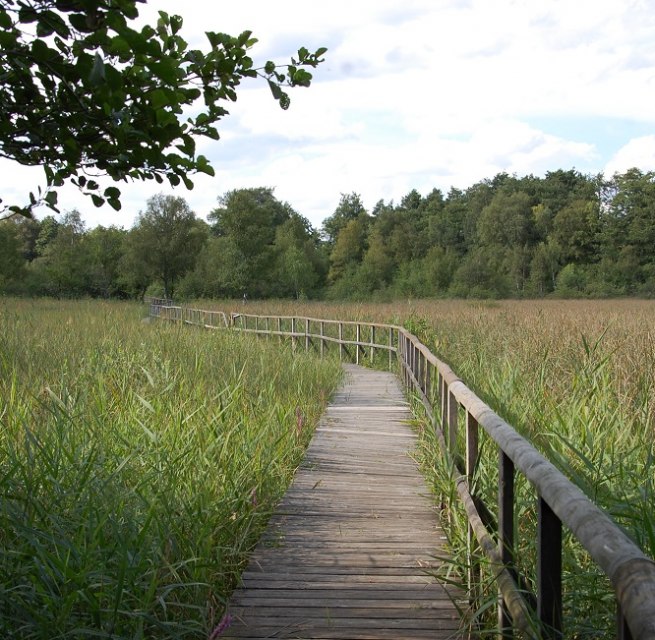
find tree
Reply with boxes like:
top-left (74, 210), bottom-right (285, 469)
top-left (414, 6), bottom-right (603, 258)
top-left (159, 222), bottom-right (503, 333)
top-left (0, 221), bottom-right (25, 290)
top-left (30, 210), bottom-right (91, 296)
top-left (0, 1), bottom-right (326, 218)
top-left (321, 193), bottom-right (367, 246)
top-left (273, 214), bottom-right (324, 298)
top-left (122, 194), bottom-right (207, 298)
top-left (477, 190), bottom-right (535, 248)
top-left (207, 188), bottom-right (297, 297)
top-left (86, 225), bottom-right (127, 297)
top-left (327, 215), bottom-right (369, 284)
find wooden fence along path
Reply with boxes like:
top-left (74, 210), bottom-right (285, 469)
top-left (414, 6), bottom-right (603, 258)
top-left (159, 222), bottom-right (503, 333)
top-left (225, 364), bottom-right (461, 639)
top-left (151, 305), bottom-right (655, 640)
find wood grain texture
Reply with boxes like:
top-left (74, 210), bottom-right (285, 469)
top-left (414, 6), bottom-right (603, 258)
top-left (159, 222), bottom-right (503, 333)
top-left (224, 364), bottom-right (464, 640)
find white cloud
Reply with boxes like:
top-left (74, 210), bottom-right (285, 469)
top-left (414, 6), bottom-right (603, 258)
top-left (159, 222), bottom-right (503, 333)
top-left (605, 135), bottom-right (655, 176)
top-left (4, 0), bottom-right (655, 229)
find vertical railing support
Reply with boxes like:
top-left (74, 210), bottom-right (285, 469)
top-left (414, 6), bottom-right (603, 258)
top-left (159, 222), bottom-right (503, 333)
top-left (305, 318), bottom-right (310, 351)
top-left (339, 323), bottom-right (344, 361)
top-left (538, 497), bottom-right (563, 639)
top-left (466, 412), bottom-right (481, 607)
top-left (320, 321), bottom-right (325, 358)
top-left (447, 389), bottom-right (458, 453)
top-left (499, 451), bottom-right (515, 638)
top-left (356, 324), bottom-right (361, 364)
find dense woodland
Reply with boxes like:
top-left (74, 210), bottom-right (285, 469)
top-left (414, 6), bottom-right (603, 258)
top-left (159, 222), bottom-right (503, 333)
top-left (2, 167), bottom-right (655, 300)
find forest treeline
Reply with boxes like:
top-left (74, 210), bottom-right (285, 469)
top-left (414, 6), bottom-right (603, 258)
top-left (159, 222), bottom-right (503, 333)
top-left (2, 168), bottom-right (654, 300)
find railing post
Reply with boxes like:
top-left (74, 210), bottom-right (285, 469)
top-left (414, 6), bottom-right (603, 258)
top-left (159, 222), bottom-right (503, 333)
top-left (371, 325), bottom-right (376, 365)
top-left (339, 323), bottom-right (343, 361)
top-left (447, 389), bottom-right (458, 454)
top-left (466, 411), bottom-right (481, 608)
top-left (538, 497), bottom-right (562, 639)
top-left (440, 373), bottom-right (447, 437)
top-left (291, 317), bottom-right (297, 351)
top-left (277, 317), bottom-right (282, 344)
top-left (305, 318), bottom-right (310, 351)
top-left (617, 605), bottom-right (633, 640)
top-left (388, 328), bottom-right (393, 371)
top-left (320, 321), bottom-right (325, 358)
top-left (499, 451), bottom-right (515, 638)
top-left (356, 324), bottom-right (361, 364)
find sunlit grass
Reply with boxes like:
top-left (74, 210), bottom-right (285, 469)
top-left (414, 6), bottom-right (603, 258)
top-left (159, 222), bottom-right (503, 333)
top-left (0, 299), bottom-right (342, 639)
top-left (199, 298), bottom-right (655, 637)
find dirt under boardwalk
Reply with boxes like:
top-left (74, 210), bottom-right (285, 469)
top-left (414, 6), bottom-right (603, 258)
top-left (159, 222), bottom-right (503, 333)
top-left (224, 363), bottom-right (463, 640)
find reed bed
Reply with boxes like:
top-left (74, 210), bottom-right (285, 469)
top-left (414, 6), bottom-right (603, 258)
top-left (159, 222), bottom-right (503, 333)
top-left (202, 298), bottom-right (655, 637)
top-left (0, 299), bottom-right (342, 639)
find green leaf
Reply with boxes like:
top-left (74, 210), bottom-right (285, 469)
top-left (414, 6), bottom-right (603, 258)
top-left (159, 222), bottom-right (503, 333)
top-left (89, 53), bottom-right (106, 86)
top-left (264, 61), bottom-right (275, 75)
top-left (170, 15), bottom-right (183, 35)
top-left (196, 155), bottom-right (212, 172)
top-left (315, 47), bottom-right (328, 58)
top-left (107, 198), bottom-right (121, 211)
top-left (30, 39), bottom-right (52, 62)
top-left (44, 191), bottom-right (58, 207)
top-left (0, 9), bottom-right (12, 29)
top-left (108, 36), bottom-right (131, 57)
top-left (149, 89), bottom-right (169, 109)
top-left (91, 194), bottom-right (104, 207)
top-left (104, 186), bottom-right (121, 200)
top-left (267, 80), bottom-right (283, 101)
top-left (176, 134), bottom-right (195, 157)
top-left (148, 61), bottom-right (178, 84)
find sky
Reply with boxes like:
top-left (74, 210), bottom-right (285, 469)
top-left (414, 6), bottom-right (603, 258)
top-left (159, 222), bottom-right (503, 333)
top-left (3, 0), bottom-right (655, 230)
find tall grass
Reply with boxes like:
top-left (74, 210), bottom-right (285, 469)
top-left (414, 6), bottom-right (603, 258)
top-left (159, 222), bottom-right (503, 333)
top-left (202, 298), bottom-right (655, 636)
top-left (0, 299), bottom-right (342, 639)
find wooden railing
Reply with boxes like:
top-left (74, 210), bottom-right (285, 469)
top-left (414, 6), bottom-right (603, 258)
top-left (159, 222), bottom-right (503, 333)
top-left (150, 303), bottom-right (655, 640)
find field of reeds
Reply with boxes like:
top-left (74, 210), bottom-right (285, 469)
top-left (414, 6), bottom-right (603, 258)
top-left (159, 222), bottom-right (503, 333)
top-left (0, 299), bottom-right (342, 639)
top-left (198, 297), bottom-right (655, 637)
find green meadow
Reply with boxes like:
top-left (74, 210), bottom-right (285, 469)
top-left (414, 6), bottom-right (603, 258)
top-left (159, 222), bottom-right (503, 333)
top-left (3, 297), bottom-right (654, 638)
top-left (0, 299), bottom-right (342, 639)
top-left (205, 298), bottom-right (655, 637)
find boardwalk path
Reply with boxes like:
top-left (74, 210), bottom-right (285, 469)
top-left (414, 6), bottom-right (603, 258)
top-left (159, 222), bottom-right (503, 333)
top-left (225, 364), bottom-right (463, 640)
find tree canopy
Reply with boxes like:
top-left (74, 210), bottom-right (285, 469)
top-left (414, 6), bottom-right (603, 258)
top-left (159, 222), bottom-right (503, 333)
top-left (4, 169), bottom-right (655, 300)
top-left (0, 0), bottom-right (326, 217)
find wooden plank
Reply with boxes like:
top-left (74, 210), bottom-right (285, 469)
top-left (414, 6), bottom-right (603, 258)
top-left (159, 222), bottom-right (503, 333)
top-left (224, 364), bottom-right (464, 639)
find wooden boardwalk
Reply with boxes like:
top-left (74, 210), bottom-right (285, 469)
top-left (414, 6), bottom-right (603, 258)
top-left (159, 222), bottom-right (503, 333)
top-left (225, 364), bottom-right (463, 640)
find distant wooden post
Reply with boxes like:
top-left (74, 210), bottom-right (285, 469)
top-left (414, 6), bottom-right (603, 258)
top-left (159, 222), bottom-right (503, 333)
top-left (320, 321), bottom-right (325, 357)
top-left (356, 324), bottom-right (361, 364)
top-left (339, 323), bottom-right (344, 361)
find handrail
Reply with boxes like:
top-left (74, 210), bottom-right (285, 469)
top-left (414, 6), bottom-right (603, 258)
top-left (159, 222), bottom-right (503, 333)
top-left (150, 303), bottom-right (655, 639)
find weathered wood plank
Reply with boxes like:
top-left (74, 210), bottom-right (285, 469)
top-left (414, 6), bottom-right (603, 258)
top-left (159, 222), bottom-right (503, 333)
top-left (224, 364), bottom-right (463, 639)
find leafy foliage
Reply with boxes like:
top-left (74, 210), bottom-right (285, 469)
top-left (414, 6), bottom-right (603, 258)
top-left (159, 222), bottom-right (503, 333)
top-left (0, 0), bottom-right (326, 217)
top-left (4, 168), bottom-right (655, 300)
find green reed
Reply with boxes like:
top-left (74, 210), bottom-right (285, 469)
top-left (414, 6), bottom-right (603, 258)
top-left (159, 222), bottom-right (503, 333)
top-left (0, 299), bottom-right (342, 639)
